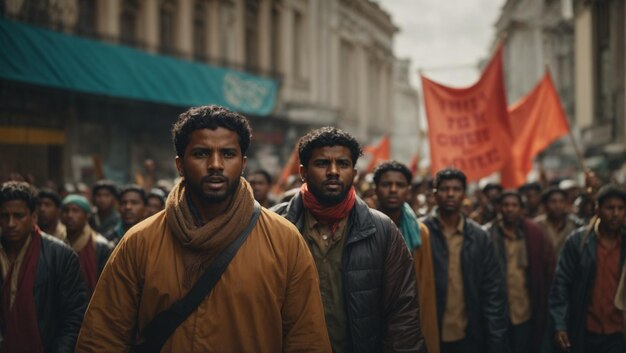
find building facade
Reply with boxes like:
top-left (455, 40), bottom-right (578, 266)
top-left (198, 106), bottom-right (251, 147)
top-left (573, 0), bottom-right (626, 173)
top-left (0, 0), bottom-right (400, 184)
top-left (493, 0), bottom-right (579, 178)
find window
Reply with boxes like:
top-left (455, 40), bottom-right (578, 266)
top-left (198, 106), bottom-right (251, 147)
top-left (219, 0), bottom-right (236, 63)
top-left (293, 9), bottom-right (308, 80)
top-left (76, 0), bottom-right (96, 36)
top-left (245, 0), bottom-right (259, 70)
top-left (159, 0), bottom-right (177, 55)
top-left (594, 0), bottom-right (612, 122)
top-left (193, 1), bottom-right (207, 60)
top-left (340, 40), bottom-right (356, 117)
top-left (270, 6), bottom-right (281, 74)
top-left (120, 0), bottom-right (140, 46)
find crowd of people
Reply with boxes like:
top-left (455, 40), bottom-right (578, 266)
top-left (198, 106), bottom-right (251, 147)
top-left (1, 104), bottom-right (625, 353)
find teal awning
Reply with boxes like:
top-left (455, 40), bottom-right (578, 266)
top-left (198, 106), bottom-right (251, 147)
top-left (0, 18), bottom-right (278, 116)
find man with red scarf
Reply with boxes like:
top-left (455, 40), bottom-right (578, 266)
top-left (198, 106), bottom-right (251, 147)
top-left (0, 181), bottom-right (87, 353)
top-left (273, 127), bottom-right (426, 353)
top-left (61, 194), bottom-right (113, 294)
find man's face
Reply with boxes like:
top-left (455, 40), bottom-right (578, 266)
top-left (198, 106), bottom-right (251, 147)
top-left (376, 171), bottom-right (410, 212)
top-left (248, 173), bottom-right (270, 202)
top-left (0, 200), bottom-right (36, 245)
top-left (499, 195), bottom-right (523, 225)
top-left (597, 197), bottom-right (626, 232)
top-left (119, 191), bottom-right (146, 227)
top-left (176, 127), bottom-right (247, 205)
top-left (300, 146), bottom-right (356, 206)
top-left (94, 189), bottom-right (116, 213)
top-left (37, 197), bottom-right (60, 227)
top-left (545, 192), bottom-right (567, 219)
top-left (434, 178), bottom-right (465, 213)
top-left (145, 196), bottom-right (164, 217)
top-left (524, 189), bottom-right (541, 210)
top-left (485, 188), bottom-right (501, 205)
top-left (60, 204), bottom-right (89, 234)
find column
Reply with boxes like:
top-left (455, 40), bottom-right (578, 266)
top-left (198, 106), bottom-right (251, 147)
top-left (308, 0), bottom-right (320, 102)
top-left (232, 0), bottom-right (246, 66)
top-left (96, 0), bottom-right (120, 39)
top-left (207, 0), bottom-right (220, 60)
top-left (257, 0), bottom-right (272, 72)
top-left (142, 0), bottom-right (159, 52)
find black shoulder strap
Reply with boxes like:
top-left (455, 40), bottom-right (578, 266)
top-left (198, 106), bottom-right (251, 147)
top-left (134, 201), bottom-right (262, 353)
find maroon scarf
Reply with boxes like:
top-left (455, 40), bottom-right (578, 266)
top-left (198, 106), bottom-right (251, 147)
top-left (78, 236), bottom-right (98, 294)
top-left (1, 230), bottom-right (44, 353)
top-left (301, 183), bottom-right (356, 236)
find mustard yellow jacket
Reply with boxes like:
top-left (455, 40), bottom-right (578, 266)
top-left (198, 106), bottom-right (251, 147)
top-left (75, 209), bottom-right (331, 353)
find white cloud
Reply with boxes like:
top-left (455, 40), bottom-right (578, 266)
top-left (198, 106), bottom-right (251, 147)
top-left (382, 0), bottom-right (506, 87)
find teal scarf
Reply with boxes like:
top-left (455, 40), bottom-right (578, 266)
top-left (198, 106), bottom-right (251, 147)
top-left (400, 203), bottom-right (421, 250)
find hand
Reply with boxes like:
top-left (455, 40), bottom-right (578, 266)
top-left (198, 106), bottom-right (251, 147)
top-left (554, 331), bottom-right (571, 352)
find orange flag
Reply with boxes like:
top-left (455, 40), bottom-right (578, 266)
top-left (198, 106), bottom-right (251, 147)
top-left (364, 136), bottom-right (391, 173)
top-left (271, 146), bottom-right (300, 194)
top-left (408, 153), bottom-right (419, 175)
top-left (421, 44), bottom-right (512, 182)
top-left (500, 71), bottom-right (570, 188)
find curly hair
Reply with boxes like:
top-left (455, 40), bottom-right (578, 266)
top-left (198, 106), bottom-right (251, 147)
top-left (434, 168), bottom-right (467, 191)
top-left (373, 161), bottom-right (412, 186)
top-left (0, 181), bottom-right (38, 212)
top-left (172, 105), bottom-right (252, 157)
top-left (297, 127), bottom-right (362, 167)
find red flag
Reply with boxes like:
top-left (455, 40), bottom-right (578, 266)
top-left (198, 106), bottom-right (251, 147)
top-left (500, 72), bottom-right (570, 188)
top-left (271, 146), bottom-right (300, 194)
top-left (408, 153), bottom-right (419, 175)
top-left (421, 44), bottom-right (512, 182)
top-left (364, 136), bottom-right (390, 173)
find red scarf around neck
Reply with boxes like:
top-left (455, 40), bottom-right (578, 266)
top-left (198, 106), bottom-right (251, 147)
top-left (301, 183), bottom-right (357, 235)
top-left (78, 235), bottom-right (98, 295)
top-left (1, 229), bottom-right (44, 353)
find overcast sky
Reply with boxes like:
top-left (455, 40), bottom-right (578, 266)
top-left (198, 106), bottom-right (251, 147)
top-left (382, 0), bottom-right (506, 87)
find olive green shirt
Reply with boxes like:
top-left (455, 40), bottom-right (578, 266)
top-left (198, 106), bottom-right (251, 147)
top-left (304, 210), bottom-right (349, 353)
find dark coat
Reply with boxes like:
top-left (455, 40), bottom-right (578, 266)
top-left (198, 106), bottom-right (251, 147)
top-left (486, 218), bottom-right (555, 352)
top-left (272, 194), bottom-right (426, 353)
top-left (422, 215), bottom-right (509, 353)
top-left (549, 225), bottom-right (626, 353)
top-left (94, 233), bottom-right (114, 276)
top-left (0, 232), bottom-right (88, 353)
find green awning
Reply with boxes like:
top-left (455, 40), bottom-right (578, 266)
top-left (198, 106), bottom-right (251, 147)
top-left (0, 18), bottom-right (278, 116)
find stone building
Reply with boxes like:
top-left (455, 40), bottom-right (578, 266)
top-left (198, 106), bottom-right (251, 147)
top-left (572, 0), bottom-right (626, 173)
top-left (0, 0), bottom-right (401, 184)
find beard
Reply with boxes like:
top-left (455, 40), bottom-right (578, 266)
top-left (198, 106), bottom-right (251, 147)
top-left (308, 180), bottom-right (352, 206)
top-left (186, 173), bottom-right (240, 204)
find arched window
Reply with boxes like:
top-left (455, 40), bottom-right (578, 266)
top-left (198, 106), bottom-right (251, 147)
top-left (120, 0), bottom-right (140, 46)
top-left (245, 0), bottom-right (259, 70)
top-left (193, 0), bottom-right (207, 60)
top-left (76, 0), bottom-right (96, 37)
top-left (159, 0), bottom-right (177, 55)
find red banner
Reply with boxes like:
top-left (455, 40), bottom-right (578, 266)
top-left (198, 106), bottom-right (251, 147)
top-left (421, 44), bottom-right (512, 182)
top-left (500, 72), bottom-right (570, 188)
top-left (271, 146), bottom-right (300, 194)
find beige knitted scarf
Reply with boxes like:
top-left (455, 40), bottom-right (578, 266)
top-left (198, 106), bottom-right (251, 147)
top-left (166, 177), bottom-right (255, 287)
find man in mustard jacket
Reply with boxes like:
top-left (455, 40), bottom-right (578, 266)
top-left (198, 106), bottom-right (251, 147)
top-left (76, 105), bottom-right (331, 353)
